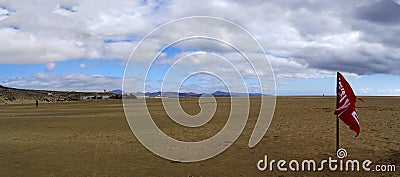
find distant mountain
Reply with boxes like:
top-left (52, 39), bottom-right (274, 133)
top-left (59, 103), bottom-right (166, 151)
top-left (212, 91), bottom-right (231, 97)
top-left (211, 91), bottom-right (268, 97)
top-left (108, 89), bottom-right (122, 95)
top-left (0, 85), bottom-right (270, 103)
top-left (132, 90), bottom-right (268, 98)
top-left (143, 91), bottom-right (202, 98)
top-left (0, 85), bottom-right (118, 103)
top-left (248, 93), bottom-right (265, 96)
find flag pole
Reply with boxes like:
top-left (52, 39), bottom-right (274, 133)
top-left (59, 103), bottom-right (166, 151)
top-left (336, 72), bottom-right (339, 152)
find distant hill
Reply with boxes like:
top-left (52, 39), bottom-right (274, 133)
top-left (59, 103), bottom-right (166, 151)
top-left (212, 91), bottom-right (270, 97)
top-left (0, 85), bottom-right (269, 104)
top-left (108, 89), bottom-right (122, 95)
top-left (212, 91), bottom-right (231, 97)
top-left (134, 90), bottom-right (269, 98)
top-left (0, 85), bottom-right (120, 103)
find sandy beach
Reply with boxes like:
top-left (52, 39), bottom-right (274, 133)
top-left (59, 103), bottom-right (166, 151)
top-left (0, 97), bottom-right (398, 176)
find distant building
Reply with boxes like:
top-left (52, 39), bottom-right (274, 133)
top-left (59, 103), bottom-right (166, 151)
top-left (80, 96), bottom-right (93, 100)
top-left (80, 95), bottom-right (111, 100)
top-left (137, 95), bottom-right (149, 99)
top-left (153, 95), bottom-right (167, 99)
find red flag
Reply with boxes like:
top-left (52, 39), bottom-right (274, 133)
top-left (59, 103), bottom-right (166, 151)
top-left (334, 72), bottom-right (360, 136)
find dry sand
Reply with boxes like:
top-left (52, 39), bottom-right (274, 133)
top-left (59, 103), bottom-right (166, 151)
top-left (0, 97), bottom-right (399, 176)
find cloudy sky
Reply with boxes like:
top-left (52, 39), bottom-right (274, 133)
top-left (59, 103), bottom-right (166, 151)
top-left (0, 0), bottom-right (399, 95)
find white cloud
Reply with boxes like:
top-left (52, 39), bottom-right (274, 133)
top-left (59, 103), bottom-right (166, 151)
top-left (0, 28), bottom-right (96, 64)
top-left (52, 4), bottom-right (78, 18)
top-left (0, 0), bottom-right (399, 81)
top-left (45, 62), bottom-right (56, 71)
top-left (358, 88), bottom-right (400, 96)
top-left (1, 72), bottom-right (141, 92)
top-left (0, 7), bottom-right (11, 21)
top-left (79, 63), bottom-right (86, 68)
top-left (0, 0), bottom-right (161, 64)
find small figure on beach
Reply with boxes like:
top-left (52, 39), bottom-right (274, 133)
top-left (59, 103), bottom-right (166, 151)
top-left (35, 99), bottom-right (39, 108)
